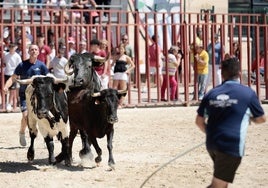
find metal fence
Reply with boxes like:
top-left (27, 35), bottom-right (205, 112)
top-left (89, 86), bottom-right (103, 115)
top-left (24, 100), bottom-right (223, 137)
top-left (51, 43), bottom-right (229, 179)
top-left (0, 6), bottom-right (267, 111)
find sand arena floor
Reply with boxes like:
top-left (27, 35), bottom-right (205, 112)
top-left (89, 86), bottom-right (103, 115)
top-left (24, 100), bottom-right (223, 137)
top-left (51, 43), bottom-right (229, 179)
top-left (0, 106), bottom-right (267, 188)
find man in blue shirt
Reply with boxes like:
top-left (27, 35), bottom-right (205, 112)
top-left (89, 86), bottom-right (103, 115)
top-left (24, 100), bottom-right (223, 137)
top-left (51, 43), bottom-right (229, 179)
top-left (4, 44), bottom-right (49, 147)
top-left (206, 34), bottom-right (224, 90)
top-left (195, 57), bottom-right (266, 187)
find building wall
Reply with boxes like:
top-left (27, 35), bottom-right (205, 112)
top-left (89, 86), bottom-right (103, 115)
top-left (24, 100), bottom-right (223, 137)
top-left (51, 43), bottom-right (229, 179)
top-left (183, 0), bottom-right (228, 14)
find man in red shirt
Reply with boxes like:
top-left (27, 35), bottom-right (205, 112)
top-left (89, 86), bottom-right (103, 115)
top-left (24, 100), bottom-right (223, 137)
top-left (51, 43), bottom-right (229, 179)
top-left (149, 35), bottom-right (164, 87)
top-left (90, 39), bottom-right (108, 90)
top-left (252, 50), bottom-right (265, 76)
top-left (37, 33), bottom-right (51, 68)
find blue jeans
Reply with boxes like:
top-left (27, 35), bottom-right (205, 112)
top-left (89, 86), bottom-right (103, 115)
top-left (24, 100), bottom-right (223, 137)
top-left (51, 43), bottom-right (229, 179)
top-left (198, 74), bottom-right (208, 99)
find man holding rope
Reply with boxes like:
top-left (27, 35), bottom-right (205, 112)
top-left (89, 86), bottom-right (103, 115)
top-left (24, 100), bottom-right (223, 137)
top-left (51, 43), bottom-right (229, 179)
top-left (195, 57), bottom-right (266, 188)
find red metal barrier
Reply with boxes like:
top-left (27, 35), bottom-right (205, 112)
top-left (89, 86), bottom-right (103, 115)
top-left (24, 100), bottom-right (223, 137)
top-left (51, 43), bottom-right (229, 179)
top-left (0, 7), bottom-right (268, 111)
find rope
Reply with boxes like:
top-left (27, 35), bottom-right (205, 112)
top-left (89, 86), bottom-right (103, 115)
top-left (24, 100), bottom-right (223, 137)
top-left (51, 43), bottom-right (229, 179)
top-left (140, 142), bottom-right (205, 188)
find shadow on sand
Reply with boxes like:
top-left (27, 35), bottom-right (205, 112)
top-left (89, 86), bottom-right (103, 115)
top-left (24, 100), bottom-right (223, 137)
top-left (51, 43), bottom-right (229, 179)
top-left (0, 159), bottom-right (92, 173)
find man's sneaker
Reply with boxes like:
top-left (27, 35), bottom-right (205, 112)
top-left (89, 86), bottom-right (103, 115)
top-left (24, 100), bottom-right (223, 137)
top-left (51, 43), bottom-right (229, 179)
top-left (19, 132), bottom-right (26, 146)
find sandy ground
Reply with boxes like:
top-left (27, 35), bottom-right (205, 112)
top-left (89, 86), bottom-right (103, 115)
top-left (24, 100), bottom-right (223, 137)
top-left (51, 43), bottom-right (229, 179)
top-left (0, 106), bottom-right (268, 188)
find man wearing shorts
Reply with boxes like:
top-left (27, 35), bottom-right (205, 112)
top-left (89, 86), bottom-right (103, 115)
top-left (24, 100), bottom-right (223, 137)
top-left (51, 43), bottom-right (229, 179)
top-left (4, 44), bottom-right (49, 147)
top-left (195, 57), bottom-right (266, 187)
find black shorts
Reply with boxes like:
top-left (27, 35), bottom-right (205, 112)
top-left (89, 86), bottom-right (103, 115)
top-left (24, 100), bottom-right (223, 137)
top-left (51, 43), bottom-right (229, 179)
top-left (208, 150), bottom-right (242, 183)
top-left (4, 75), bottom-right (16, 90)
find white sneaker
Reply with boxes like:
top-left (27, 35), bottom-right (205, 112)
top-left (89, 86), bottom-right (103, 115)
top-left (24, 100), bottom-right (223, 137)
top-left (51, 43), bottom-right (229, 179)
top-left (19, 132), bottom-right (26, 146)
top-left (6, 104), bottom-right (12, 112)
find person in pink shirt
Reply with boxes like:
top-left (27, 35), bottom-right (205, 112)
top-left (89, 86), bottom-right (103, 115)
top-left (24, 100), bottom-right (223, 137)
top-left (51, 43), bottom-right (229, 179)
top-left (149, 35), bottom-right (164, 87)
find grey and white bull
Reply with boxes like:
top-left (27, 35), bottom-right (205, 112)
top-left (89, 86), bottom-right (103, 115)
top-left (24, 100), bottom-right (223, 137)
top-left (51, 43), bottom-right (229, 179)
top-left (17, 75), bottom-right (71, 166)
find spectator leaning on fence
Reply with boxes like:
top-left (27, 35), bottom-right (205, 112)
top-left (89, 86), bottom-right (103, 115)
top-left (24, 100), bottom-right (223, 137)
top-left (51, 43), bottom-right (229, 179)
top-left (160, 45), bottom-right (180, 102)
top-left (120, 33), bottom-right (134, 61)
top-left (90, 39), bottom-right (109, 90)
top-left (148, 34), bottom-right (164, 88)
top-left (194, 43), bottom-right (209, 101)
top-left (206, 33), bottom-right (225, 90)
top-left (36, 33), bottom-right (52, 68)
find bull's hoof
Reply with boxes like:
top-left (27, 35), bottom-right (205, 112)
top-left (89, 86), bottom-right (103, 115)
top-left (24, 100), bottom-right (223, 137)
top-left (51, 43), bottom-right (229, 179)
top-left (108, 164), bottom-right (115, 171)
top-left (64, 158), bottom-right (71, 167)
top-left (55, 153), bottom-right (64, 163)
top-left (79, 149), bottom-right (88, 156)
top-left (49, 157), bottom-right (57, 165)
top-left (27, 149), bottom-right (35, 161)
top-left (56, 152), bottom-right (72, 167)
top-left (108, 160), bottom-right (115, 166)
top-left (79, 150), bottom-right (94, 161)
top-left (95, 156), bottom-right (102, 164)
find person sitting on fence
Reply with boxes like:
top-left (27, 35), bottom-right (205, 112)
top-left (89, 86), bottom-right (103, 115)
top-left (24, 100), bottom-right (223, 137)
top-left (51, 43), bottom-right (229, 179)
top-left (70, 0), bottom-right (84, 23)
top-left (95, 0), bottom-right (111, 17)
top-left (80, 0), bottom-right (98, 25)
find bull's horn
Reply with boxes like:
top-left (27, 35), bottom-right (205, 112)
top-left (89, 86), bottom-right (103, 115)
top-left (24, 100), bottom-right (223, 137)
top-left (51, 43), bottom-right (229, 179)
top-left (16, 78), bottom-right (33, 85)
top-left (118, 90), bottom-right (128, 94)
top-left (64, 63), bottom-right (74, 76)
top-left (92, 92), bottom-right (101, 97)
top-left (93, 55), bottom-right (106, 63)
top-left (16, 75), bottom-right (45, 85)
top-left (53, 77), bottom-right (68, 84)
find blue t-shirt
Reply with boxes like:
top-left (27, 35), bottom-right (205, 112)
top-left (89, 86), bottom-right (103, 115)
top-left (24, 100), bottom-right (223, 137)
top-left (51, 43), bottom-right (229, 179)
top-left (14, 59), bottom-right (49, 93)
top-left (197, 80), bottom-right (264, 157)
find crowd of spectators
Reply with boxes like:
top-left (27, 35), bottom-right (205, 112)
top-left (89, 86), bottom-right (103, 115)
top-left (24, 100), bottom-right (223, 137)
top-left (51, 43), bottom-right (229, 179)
top-left (0, 28), bottom-right (136, 111)
top-left (2, 0), bottom-right (113, 25)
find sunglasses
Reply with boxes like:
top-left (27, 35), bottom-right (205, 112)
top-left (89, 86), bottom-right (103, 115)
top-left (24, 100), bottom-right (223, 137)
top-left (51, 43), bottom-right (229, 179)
top-left (122, 38), bottom-right (128, 41)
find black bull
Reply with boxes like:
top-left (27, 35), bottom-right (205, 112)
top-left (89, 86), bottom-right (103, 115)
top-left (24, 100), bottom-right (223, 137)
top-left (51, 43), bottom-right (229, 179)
top-left (17, 76), bottom-right (71, 166)
top-left (65, 53), bottom-right (126, 167)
